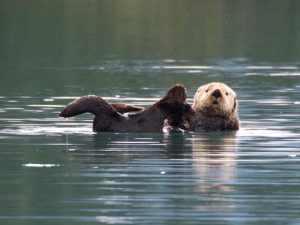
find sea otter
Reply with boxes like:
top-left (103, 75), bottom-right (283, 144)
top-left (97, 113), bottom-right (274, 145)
top-left (188, 82), bottom-right (239, 131)
top-left (59, 84), bottom-right (190, 132)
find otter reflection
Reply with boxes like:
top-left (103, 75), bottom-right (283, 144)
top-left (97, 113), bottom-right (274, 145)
top-left (190, 132), bottom-right (238, 193)
top-left (64, 132), bottom-right (169, 165)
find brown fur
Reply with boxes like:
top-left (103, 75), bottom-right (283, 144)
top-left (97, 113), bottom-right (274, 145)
top-left (111, 103), bottom-right (144, 114)
top-left (189, 82), bottom-right (239, 131)
top-left (59, 84), bottom-right (188, 132)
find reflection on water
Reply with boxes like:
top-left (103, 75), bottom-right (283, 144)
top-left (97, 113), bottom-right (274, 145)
top-left (190, 132), bottom-right (238, 194)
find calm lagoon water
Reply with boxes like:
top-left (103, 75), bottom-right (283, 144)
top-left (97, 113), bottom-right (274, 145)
top-left (1, 1), bottom-right (300, 225)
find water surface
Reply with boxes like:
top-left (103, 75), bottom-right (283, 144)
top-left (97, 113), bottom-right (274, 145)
top-left (1, 1), bottom-right (300, 225)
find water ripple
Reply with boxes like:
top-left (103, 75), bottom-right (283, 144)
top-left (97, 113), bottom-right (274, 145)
top-left (1, 58), bottom-right (300, 225)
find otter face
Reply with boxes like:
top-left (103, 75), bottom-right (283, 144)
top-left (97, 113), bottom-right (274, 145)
top-left (192, 82), bottom-right (237, 117)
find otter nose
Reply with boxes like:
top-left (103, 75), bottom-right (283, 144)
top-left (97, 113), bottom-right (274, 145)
top-left (212, 89), bottom-right (222, 99)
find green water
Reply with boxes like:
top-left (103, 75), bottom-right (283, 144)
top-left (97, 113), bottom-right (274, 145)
top-left (1, 1), bottom-right (300, 224)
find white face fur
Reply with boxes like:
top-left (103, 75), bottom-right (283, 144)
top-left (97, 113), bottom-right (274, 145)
top-left (192, 82), bottom-right (237, 117)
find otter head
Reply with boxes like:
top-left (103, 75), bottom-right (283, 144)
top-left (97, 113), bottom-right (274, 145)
top-left (192, 82), bottom-right (237, 118)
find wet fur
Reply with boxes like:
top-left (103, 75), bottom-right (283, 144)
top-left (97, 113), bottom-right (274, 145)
top-left (111, 103), bottom-right (144, 114)
top-left (59, 84), bottom-right (188, 132)
top-left (189, 82), bottom-right (239, 131)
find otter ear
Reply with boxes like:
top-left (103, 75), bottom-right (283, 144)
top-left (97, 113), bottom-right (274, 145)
top-left (196, 85), bottom-right (206, 94)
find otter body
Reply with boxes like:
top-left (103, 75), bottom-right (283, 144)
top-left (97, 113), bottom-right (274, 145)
top-left (189, 113), bottom-right (239, 131)
top-left (92, 104), bottom-right (170, 132)
top-left (59, 82), bottom-right (239, 133)
top-left (59, 84), bottom-right (188, 133)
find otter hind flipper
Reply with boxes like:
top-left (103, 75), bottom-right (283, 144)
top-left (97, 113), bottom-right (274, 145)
top-left (157, 84), bottom-right (187, 122)
top-left (157, 84), bottom-right (187, 106)
top-left (58, 95), bottom-right (120, 118)
top-left (111, 103), bottom-right (144, 114)
top-left (59, 95), bottom-right (125, 132)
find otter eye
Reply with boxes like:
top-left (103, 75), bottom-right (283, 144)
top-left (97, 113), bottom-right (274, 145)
top-left (225, 92), bottom-right (229, 96)
top-left (205, 89), bottom-right (208, 93)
